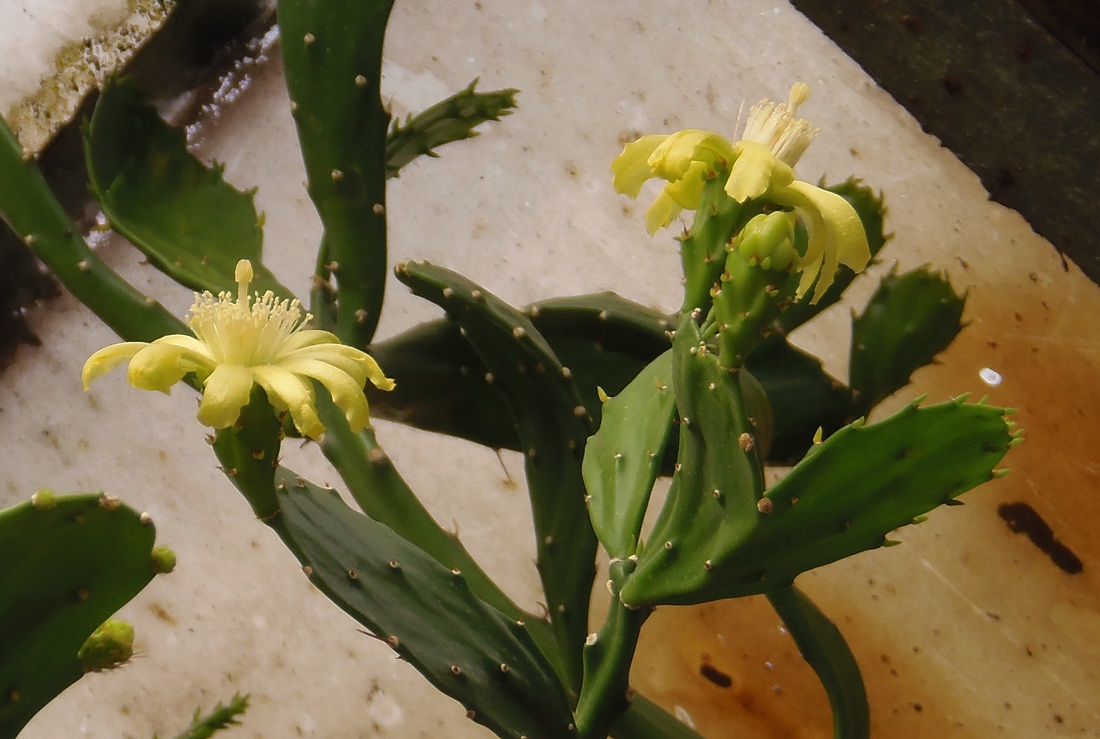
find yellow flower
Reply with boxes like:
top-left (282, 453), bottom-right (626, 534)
top-left (611, 82), bottom-right (871, 303)
top-left (82, 260), bottom-right (395, 439)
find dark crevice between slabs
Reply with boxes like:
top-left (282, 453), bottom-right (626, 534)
top-left (0, 0), bottom-right (275, 374)
top-left (788, 0), bottom-right (1100, 285)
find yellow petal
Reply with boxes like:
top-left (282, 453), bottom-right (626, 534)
top-left (81, 342), bottom-right (148, 391)
top-left (648, 129), bottom-right (733, 182)
top-left (786, 181), bottom-right (870, 271)
top-left (196, 364), bottom-right (255, 429)
top-left (252, 365), bottom-right (324, 439)
top-left (286, 343), bottom-right (370, 382)
top-left (611, 134), bottom-right (667, 197)
top-left (152, 333), bottom-right (217, 362)
top-left (724, 141), bottom-right (793, 202)
top-left (662, 159), bottom-right (711, 209)
top-left (127, 341), bottom-right (214, 392)
top-left (279, 357), bottom-right (373, 432)
top-left (643, 190), bottom-right (682, 234)
top-left (277, 329), bottom-right (342, 354)
top-left (778, 181), bottom-right (871, 302)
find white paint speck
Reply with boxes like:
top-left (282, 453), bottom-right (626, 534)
top-left (979, 367), bottom-right (1003, 387)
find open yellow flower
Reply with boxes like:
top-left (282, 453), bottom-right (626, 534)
top-left (612, 82), bottom-right (871, 303)
top-left (82, 260), bottom-right (395, 439)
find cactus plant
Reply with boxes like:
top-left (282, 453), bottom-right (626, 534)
top-left (0, 491), bottom-right (170, 739)
top-left (0, 8), bottom-right (1023, 733)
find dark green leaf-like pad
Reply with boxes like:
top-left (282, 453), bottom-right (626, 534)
top-left (850, 267), bottom-right (966, 415)
top-left (274, 470), bottom-right (574, 739)
top-left (84, 78), bottom-right (289, 299)
top-left (394, 260), bottom-right (597, 693)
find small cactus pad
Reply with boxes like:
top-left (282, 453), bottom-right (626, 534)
top-left (154, 692), bottom-right (249, 739)
top-left (0, 492), bottom-right (163, 737)
top-left (582, 350), bottom-right (676, 560)
top-left (77, 619), bottom-right (134, 673)
top-left (83, 78), bottom-right (289, 299)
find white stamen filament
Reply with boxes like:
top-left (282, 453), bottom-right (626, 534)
top-left (741, 82), bottom-right (819, 166)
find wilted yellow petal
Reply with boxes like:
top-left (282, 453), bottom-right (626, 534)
top-left (82, 342), bottom-right (148, 391)
top-left (643, 190), bottom-right (683, 234)
top-left (725, 141), bottom-right (795, 203)
top-left (611, 134), bottom-right (667, 196)
top-left (778, 181), bottom-right (871, 302)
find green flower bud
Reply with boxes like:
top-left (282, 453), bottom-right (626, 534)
top-left (730, 211), bottom-right (797, 272)
top-left (150, 545), bottom-right (177, 574)
top-left (78, 619), bottom-right (134, 672)
top-left (30, 489), bottom-right (57, 510)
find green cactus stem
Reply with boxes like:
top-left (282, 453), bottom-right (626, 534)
top-left (0, 492), bottom-right (166, 738)
top-left (766, 586), bottom-right (869, 739)
top-left (279, 0), bottom-right (394, 347)
top-left (0, 115), bottom-right (186, 343)
top-left (394, 260), bottom-right (598, 697)
top-left (83, 78), bottom-right (290, 300)
top-left (211, 390), bottom-right (571, 736)
top-left (849, 267), bottom-right (966, 417)
top-left (573, 558), bottom-right (650, 739)
top-left (314, 397), bottom-right (557, 666)
top-left (678, 177), bottom-right (758, 316)
top-left (618, 313), bottom-right (766, 607)
top-left (275, 470), bottom-right (576, 738)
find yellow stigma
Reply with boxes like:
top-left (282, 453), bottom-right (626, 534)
top-left (234, 258), bottom-right (254, 303)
